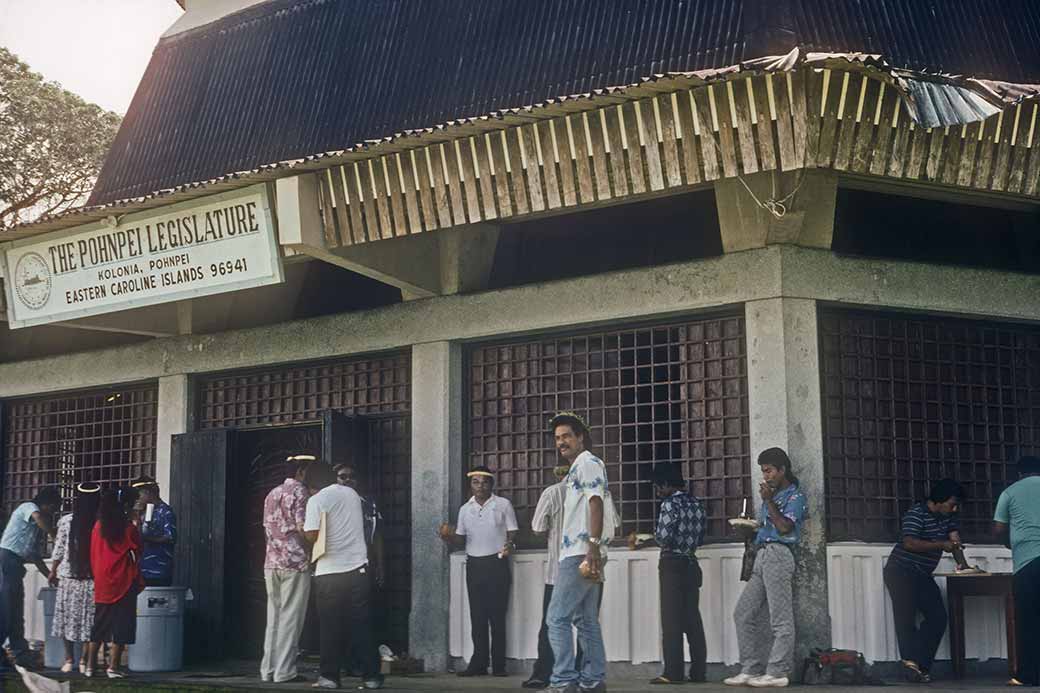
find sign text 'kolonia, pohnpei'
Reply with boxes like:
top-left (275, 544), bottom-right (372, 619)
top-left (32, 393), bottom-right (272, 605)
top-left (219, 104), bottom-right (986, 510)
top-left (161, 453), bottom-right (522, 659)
top-left (2, 185), bottom-right (284, 328)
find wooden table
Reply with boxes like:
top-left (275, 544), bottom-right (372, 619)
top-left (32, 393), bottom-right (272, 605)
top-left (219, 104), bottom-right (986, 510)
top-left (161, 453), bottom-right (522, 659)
top-left (941, 572), bottom-right (1016, 679)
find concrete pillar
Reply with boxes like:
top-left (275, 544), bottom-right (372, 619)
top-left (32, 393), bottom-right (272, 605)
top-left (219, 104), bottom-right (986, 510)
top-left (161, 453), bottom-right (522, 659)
top-left (155, 374), bottom-right (191, 502)
top-left (409, 341), bottom-right (463, 671)
top-left (744, 297), bottom-right (830, 673)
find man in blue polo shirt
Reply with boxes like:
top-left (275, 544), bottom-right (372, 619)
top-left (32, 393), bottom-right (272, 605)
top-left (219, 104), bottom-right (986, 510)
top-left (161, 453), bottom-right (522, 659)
top-left (726, 448), bottom-right (807, 689)
top-left (994, 456), bottom-right (1040, 687)
top-left (0, 486), bottom-right (60, 670)
top-left (882, 478), bottom-right (965, 683)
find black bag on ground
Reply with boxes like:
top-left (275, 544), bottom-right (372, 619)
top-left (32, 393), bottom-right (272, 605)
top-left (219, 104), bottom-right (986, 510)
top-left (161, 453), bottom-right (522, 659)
top-left (801, 648), bottom-right (874, 685)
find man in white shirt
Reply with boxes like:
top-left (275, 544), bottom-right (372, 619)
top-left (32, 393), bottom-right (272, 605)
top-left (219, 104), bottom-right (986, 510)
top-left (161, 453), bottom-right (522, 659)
top-left (523, 464), bottom-right (570, 689)
top-left (303, 463), bottom-right (384, 690)
top-left (439, 466), bottom-right (518, 677)
top-left (546, 412), bottom-right (610, 693)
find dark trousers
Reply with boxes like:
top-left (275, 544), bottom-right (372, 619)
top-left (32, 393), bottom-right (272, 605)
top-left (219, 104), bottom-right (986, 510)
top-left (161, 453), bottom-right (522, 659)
top-left (883, 561), bottom-right (947, 672)
top-left (465, 554), bottom-right (511, 674)
top-left (659, 555), bottom-right (707, 682)
top-left (530, 584), bottom-right (587, 682)
top-left (315, 567), bottom-right (380, 684)
top-left (0, 549), bottom-right (28, 663)
top-left (1014, 557), bottom-right (1040, 686)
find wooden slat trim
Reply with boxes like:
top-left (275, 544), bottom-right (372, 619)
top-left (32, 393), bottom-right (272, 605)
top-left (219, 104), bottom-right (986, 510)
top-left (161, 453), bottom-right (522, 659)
top-left (318, 70), bottom-right (1039, 249)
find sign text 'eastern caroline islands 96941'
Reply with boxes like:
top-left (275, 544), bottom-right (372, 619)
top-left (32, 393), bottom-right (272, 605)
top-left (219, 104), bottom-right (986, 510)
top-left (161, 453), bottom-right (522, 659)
top-left (1, 185), bottom-right (284, 328)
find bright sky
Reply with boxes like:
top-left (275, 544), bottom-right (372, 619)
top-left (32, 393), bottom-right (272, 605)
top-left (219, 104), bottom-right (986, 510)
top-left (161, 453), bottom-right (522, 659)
top-left (0, 0), bottom-right (184, 114)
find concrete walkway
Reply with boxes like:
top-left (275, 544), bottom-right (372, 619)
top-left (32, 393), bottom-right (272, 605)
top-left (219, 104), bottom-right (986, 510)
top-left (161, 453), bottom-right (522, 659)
top-left (0, 668), bottom-right (1016, 693)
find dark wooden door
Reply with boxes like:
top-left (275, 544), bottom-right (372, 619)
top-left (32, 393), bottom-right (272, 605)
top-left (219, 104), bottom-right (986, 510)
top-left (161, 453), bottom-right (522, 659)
top-left (228, 424), bottom-right (322, 658)
top-left (171, 429), bottom-right (232, 663)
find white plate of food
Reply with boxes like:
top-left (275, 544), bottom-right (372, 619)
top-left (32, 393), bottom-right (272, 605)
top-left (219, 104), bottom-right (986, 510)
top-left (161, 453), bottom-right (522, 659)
top-left (728, 518), bottom-right (760, 530)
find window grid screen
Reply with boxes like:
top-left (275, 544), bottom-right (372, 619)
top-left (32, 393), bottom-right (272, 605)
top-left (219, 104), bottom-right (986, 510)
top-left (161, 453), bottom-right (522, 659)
top-left (820, 309), bottom-right (1040, 542)
top-left (4, 384), bottom-right (158, 512)
top-left (468, 316), bottom-right (750, 542)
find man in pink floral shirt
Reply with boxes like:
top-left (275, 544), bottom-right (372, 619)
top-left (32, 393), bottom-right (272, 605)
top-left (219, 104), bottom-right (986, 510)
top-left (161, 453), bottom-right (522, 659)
top-left (260, 455), bottom-right (315, 683)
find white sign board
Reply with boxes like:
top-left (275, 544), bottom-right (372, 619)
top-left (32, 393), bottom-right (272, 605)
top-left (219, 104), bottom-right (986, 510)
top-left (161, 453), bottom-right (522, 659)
top-left (2, 185), bottom-right (284, 328)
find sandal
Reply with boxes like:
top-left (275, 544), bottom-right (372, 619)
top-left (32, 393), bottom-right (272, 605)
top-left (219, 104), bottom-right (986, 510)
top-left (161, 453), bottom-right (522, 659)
top-left (649, 676), bottom-right (677, 684)
top-left (60, 660), bottom-right (74, 673)
top-left (1008, 678), bottom-right (1024, 687)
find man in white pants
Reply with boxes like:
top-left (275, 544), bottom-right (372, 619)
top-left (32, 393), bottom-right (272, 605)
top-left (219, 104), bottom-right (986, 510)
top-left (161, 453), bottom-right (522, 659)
top-left (260, 454), bottom-right (315, 683)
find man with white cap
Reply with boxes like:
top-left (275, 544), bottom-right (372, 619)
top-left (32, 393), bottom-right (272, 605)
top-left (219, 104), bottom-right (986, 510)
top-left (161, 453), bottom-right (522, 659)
top-left (440, 465), bottom-right (518, 677)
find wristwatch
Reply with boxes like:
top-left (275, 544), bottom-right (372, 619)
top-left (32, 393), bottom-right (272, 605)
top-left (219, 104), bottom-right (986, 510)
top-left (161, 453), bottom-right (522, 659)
top-left (588, 536), bottom-right (602, 546)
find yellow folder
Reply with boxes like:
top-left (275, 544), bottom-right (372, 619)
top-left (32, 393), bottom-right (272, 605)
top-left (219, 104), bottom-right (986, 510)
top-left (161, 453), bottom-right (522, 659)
top-left (311, 511), bottom-right (328, 563)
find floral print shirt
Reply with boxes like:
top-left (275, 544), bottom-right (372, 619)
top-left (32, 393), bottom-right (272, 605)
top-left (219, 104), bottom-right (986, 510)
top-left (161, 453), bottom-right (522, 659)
top-left (560, 450), bottom-right (614, 561)
top-left (263, 478), bottom-right (310, 572)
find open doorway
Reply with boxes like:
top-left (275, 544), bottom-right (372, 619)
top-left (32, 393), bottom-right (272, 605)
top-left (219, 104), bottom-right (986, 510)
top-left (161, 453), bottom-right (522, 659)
top-left (225, 423), bottom-right (322, 658)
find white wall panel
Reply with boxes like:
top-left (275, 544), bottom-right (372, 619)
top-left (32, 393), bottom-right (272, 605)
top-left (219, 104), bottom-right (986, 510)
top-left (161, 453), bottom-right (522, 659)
top-left (827, 543), bottom-right (1013, 663)
top-left (450, 545), bottom-right (745, 664)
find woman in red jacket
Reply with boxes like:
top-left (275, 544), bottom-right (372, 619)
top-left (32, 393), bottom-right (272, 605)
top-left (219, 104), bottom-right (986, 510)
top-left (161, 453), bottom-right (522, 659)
top-left (87, 487), bottom-right (143, 679)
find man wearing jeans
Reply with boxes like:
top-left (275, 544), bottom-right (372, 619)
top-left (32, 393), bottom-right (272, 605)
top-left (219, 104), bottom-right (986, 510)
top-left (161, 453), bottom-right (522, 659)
top-left (725, 448), bottom-right (807, 689)
top-left (546, 412), bottom-right (612, 693)
top-left (0, 486), bottom-right (59, 672)
top-left (304, 463), bottom-right (384, 690)
top-left (260, 454), bottom-right (314, 684)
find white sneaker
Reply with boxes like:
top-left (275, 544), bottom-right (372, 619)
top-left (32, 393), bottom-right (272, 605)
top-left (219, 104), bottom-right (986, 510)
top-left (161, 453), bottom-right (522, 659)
top-left (724, 672), bottom-right (755, 686)
top-left (748, 674), bottom-right (789, 687)
top-left (311, 677), bottom-right (339, 689)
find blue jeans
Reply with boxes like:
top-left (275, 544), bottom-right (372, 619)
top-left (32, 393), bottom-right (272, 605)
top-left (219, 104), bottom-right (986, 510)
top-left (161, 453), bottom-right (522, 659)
top-left (547, 556), bottom-right (606, 687)
top-left (0, 549), bottom-right (28, 664)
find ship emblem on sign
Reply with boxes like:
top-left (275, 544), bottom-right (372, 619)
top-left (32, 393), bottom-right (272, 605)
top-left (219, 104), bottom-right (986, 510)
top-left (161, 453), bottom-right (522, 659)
top-left (14, 252), bottom-right (52, 310)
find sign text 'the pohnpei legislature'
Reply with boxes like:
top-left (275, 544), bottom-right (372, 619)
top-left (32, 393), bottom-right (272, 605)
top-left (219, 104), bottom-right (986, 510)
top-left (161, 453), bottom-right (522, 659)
top-left (1, 185), bottom-right (284, 329)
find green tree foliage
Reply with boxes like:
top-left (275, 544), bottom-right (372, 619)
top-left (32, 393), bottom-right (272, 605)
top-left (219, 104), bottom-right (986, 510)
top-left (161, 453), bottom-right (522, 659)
top-left (0, 47), bottom-right (121, 231)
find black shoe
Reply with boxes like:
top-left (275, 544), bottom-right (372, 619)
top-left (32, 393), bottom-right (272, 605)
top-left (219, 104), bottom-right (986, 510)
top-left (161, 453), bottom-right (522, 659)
top-left (688, 673), bottom-right (707, 683)
top-left (493, 670), bottom-right (508, 677)
top-left (457, 669), bottom-right (487, 677)
top-left (522, 678), bottom-right (549, 689)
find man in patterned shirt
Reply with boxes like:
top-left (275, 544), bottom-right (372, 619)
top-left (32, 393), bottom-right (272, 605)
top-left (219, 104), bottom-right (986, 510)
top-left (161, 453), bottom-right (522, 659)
top-left (648, 463), bottom-right (707, 684)
top-left (725, 448), bottom-right (807, 689)
top-left (132, 475), bottom-right (177, 587)
top-left (546, 412), bottom-right (614, 693)
top-left (260, 454), bottom-right (315, 684)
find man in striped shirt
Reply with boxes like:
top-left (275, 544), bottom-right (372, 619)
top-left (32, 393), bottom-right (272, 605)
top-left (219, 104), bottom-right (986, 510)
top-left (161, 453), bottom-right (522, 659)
top-left (884, 478), bottom-right (967, 683)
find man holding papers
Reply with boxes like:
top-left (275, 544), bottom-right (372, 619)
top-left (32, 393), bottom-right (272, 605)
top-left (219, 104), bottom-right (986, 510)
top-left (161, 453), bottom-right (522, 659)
top-left (304, 462), bottom-right (384, 690)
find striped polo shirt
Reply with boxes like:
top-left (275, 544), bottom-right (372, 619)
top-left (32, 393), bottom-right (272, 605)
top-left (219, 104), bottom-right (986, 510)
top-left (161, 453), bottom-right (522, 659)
top-left (888, 502), bottom-right (958, 575)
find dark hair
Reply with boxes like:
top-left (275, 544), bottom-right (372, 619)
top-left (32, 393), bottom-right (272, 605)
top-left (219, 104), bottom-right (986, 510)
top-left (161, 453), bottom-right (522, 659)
top-left (98, 487), bottom-right (138, 544)
top-left (549, 412), bottom-right (593, 445)
top-left (1017, 456), bottom-right (1040, 477)
top-left (34, 486), bottom-right (61, 508)
top-left (758, 447), bottom-right (799, 486)
top-left (288, 456), bottom-right (315, 479)
top-left (303, 463), bottom-right (337, 491)
top-left (68, 484), bottom-right (102, 579)
top-left (928, 478), bottom-right (963, 504)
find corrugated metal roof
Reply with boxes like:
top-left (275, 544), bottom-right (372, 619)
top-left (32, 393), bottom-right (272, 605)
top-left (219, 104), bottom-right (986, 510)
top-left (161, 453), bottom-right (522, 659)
top-left (792, 0), bottom-right (1040, 83)
top-left (13, 49), bottom-right (1040, 240)
top-left (65, 0), bottom-right (1040, 212)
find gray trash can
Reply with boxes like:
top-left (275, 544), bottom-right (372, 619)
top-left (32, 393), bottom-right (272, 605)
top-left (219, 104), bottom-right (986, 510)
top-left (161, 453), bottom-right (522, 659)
top-left (128, 586), bottom-right (187, 672)
top-left (37, 587), bottom-right (82, 669)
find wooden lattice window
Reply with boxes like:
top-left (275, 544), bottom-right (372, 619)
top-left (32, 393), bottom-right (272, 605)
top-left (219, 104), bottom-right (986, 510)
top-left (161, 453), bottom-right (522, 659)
top-left (3, 384), bottom-right (158, 511)
top-left (468, 316), bottom-right (750, 542)
top-left (821, 309), bottom-right (1040, 542)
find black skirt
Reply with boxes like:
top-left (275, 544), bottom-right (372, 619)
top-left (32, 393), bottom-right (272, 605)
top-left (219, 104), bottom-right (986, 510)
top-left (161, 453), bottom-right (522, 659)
top-left (92, 589), bottom-right (137, 645)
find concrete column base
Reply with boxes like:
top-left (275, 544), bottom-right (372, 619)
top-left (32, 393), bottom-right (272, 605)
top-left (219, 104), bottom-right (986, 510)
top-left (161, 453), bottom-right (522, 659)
top-left (409, 341), bottom-right (463, 671)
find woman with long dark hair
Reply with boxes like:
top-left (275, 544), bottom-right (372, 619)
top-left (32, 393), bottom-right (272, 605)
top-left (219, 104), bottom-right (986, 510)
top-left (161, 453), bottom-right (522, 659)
top-left (48, 482), bottom-right (102, 673)
top-left (87, 487), bottom-right (142, 679)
